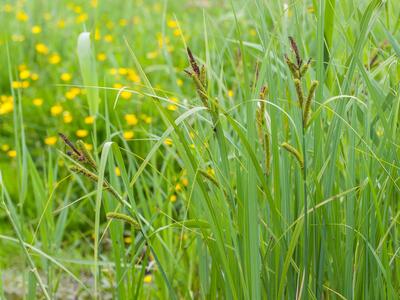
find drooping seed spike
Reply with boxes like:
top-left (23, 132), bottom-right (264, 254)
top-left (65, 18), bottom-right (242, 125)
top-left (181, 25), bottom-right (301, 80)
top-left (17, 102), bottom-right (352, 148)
top-left (299, 58), bottom-right (312, 78)
top-left (303, 80), bottom-right (319, 127)
top-left (76, 140), bottom-right (97, 171)
top-left (106, 212), bottom-right (140, 229)
top-left (259, 85), bottom-right (268, 100)
top-left (256, 104), bottom-right (265, 145)
top-left (281, 142), bottom-right (304, 169)
top-left (200, 65), bottom-right (207, 88)
top-left (70, 165), bottom-right (99, 184)
top-left (293, 79), bottom-right (304, 108)
top-left (285, 55), bottom-right (299, 79)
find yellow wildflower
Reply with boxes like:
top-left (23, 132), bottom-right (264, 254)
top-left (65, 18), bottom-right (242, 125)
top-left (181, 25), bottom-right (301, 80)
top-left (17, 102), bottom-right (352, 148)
top-left (84, 116), bottom-right (95, 124)
top-left (141, 115), bottom-right (152, 124)
top-left (50, 104), bottom-right (63, 116)
top-left (73, 5), bottom-right (82, 13)
top-left (65, 88), bottom-right (80, 100)
top-left (19, 70), bottom-right (30, 79)
top-left (11, 81), bottom-right (29, 89)
top-left (124, 114), bottom-right (138, 126)
top-left (61, 73), bottom-right (72, 82)
top-left (11, 81), bottom-right (20, 89)
top-left (127, 70), bottom-right (140, 83)
top-left (170, 194), bottom-right (177, 202)
top-left (167, 96), bottom-right (179, 111)
top-left (227, 90), bottom-right (234, 97)
top-left (76, 129), bottom-right (89, 138)
top-left (57, 19), bottom-right (66, 28)
top-left (32, 98), bottom-right (43, 106)
top-left (118, 68), bottom-right (128, 75)
top-left (119, 18), bottom-right (128, 26)
top-left (167, 104), bottom-right (177, 111)
top-left (123, 130), bottom-right (134, 140)
top-left (1, 144), bottom-right (10, 152)
top-left (207, 167), bottom-right (215, 176)
top-left (120, 91), bottom-right (132, 100)
top-left (63, 111), bottom-right (73, 123)
top-left (94, 28), bottom-right (101, 40)
top-left (7, 150), bottom-right (17, 158)
top-left (0, 101), bottom-right (13, 115)
top-left (3, 4), bottom-right (13, 13)
top-left (71, 87), bottom-right (81, 95)
top-left (49, 53), bottom-right (61, 64)
top-left (97, 53), bottom-right (106, 61)
top-left (164, 138), bottom-right (173, 146)
top-left (115, 167), bottom-right (121, 176)
top-left (16, 11), bottom-right (28, 22)
top-left (173, 28), bottom-right (182, 37)
top-left (35, 43), bottom-right (49, 55)
top-left (167, 19), bottom-right (178, 28)
top-left (143, 274), bottom-right (152, 283)
top-left (44, 136), bottom-right (57, 145)
top-left (104, 34), bottom-right (113, 43)
top-left (30, 73), bottom-right (39, 81)
top-left (31, 25), bottom-right (42, 34)
top-left (76, 13), bottom-right (88, 23)
top-left (146, 51), bottom-right (158, 59)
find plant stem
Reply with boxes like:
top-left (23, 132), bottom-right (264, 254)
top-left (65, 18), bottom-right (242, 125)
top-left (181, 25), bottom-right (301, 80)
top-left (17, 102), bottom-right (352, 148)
top-left (301, 118), bottom-right (308, 300)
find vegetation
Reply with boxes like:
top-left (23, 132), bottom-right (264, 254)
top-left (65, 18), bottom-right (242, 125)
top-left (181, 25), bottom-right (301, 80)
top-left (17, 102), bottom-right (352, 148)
top-left (1, 0), bottom-right (399, 299)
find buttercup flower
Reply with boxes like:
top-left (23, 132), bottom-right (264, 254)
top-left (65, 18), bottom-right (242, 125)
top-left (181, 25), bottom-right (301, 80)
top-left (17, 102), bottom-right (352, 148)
top-left (44, 136), bottom-right (57, 145)
top-left (32, 98), bottom-right (43, 106)
top-left (50, 104), bottom-right (63, 116)
top-left (35, 43), bottom-right (49, 55)
top-left (76, 129), bottom-right (88, 138)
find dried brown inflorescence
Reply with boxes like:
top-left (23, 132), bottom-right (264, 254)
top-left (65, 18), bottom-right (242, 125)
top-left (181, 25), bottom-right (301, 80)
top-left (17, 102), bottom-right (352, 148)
top-left (184, 47), bottom-right (209, 108)
top-left (59, 133), bottom-right (117, 198)
top-left (281, 37), bottom-right (319, 167)
top-left (284, 36), bottom-right (318, 128)
top-left (256, 85), bottom-right (271, 175)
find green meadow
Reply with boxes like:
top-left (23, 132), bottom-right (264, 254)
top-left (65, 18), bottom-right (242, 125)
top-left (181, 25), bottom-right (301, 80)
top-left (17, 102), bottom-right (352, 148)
top-left (1, 0), bottom-right (400, 299)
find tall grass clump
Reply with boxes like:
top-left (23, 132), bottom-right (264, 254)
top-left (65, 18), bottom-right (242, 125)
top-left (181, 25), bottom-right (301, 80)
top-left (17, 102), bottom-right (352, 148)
top-left (1, 0), bottom-right (400, 299)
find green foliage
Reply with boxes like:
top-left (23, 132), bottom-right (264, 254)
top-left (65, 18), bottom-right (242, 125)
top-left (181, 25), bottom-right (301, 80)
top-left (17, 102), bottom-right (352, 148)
top-left (1, 0), bottom-right (400, 299)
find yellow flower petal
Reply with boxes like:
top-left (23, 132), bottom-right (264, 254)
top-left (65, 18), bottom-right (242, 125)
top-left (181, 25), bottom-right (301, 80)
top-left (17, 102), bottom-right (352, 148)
top-left (61, 73), bottom-right (72, 82)
top-left (76, 129), bottom-right (89, 138)
top-left (123, 131), bottom-right (134, 140)
top-left (32, 98), bottom-right (43, 106)
top-left (7, 150), bottom-right (17, 158)
top-left (50, 104), bottom-right (63, 116)
top-left (84, 116), bottom-right (95, 124)
top-left (44, 136), bottom-right (57, 145)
